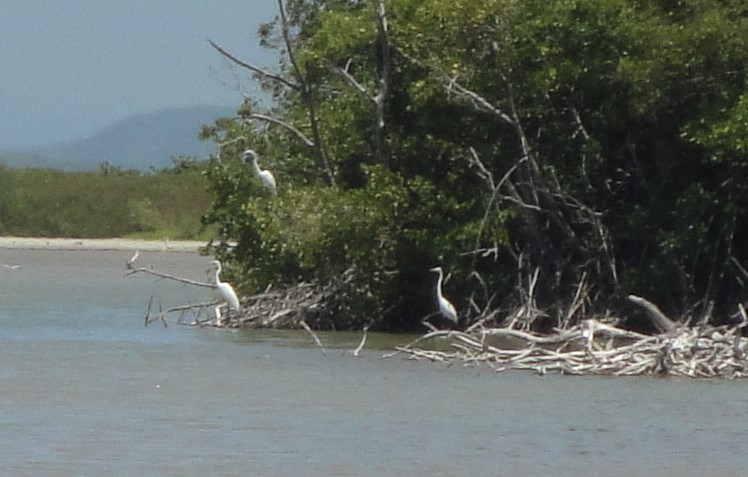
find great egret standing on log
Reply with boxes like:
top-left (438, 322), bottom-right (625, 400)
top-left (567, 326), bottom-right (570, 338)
top-left (430, 266), bottom-right (458, 324)
top-left (209, 260), bottom-right (241, 324)
top-left (243, 149), bottom-right (277, 195)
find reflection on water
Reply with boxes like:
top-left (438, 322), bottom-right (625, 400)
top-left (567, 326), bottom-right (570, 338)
top-left (1, 249), bottom-right (747, 476)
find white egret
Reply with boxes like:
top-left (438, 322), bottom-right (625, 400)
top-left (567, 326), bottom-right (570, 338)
top-left (209, 260), bottom-right (241, 324)
top-left (126, 250), bottom-right (139, 269)
top-left (430, 266), bottom-right (458, 324)
top-left (243, 149), bottom-right (277, 195)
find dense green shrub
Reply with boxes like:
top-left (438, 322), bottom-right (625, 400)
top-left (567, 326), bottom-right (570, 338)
top-left (204, 0), bottom-right (747, 330)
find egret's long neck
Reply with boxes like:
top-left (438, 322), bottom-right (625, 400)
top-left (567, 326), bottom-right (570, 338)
top-left (251, 155), bottom-right (262, 175)
top-left (435, 270), bottom-right (444, 298)
top-left (213, 266), bottom-right (222, 286)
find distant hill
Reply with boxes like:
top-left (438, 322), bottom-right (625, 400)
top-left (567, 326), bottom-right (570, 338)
top-left (0, 105), bottom-right (235, 171)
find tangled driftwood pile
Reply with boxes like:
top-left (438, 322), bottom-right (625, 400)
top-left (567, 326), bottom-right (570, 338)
top-left (128, 257), bottom-right (352, 330)
top-left (128, 257), bottom-right (748, 378)
top-left (197, 272), bottom-right (351, 330)
top-left (388, 308), bottom-right (748, 378)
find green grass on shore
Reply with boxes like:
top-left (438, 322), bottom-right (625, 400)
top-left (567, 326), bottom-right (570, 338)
top-left (0, 161), bottom-right (215, 240)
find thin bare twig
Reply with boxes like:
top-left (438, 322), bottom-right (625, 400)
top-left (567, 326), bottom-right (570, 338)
top-left (146, 302), bottom-right (219, 327)
top-left (248, 114), bottom-right (315, 148)
top-left (447, 79), bottom-right (516, 126)
top-left (207, 39), bottom-right (298, 91)
top-left (731, 257), bottom-right (748, 282)
top-left (209, 1), bottom-right (334, 185)
top-left (335, 61), bottom-right (369, 97)
top-left (333, 0), bottom-right (391, 166)
top-left (143, 296), bottom-right (154, 326)
top-left (126, 267), bottom-right (214, 289)
top-left (276, 0), bottom-right (335, 185)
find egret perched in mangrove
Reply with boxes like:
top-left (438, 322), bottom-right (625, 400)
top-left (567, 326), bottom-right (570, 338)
top-left (243, 149), bottom-right (277, 195)
top-left (430, 266), bottom-right (458, 324)
top-left (209, 260), bottom-right (241, 323)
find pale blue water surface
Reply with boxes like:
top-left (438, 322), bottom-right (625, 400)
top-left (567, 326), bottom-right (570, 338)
top-left (0, 248), bottom-right (746, 476)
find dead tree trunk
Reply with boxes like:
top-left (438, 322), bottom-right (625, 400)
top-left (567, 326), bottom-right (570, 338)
top-left (335, 0), bottom-right (392, 167)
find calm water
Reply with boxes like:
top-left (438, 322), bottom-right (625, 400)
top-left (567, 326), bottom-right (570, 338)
top-left (0, 249), bottom-right (746, 476)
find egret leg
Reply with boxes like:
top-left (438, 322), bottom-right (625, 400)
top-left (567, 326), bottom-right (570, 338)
top-left (214, 305), bottom-right (223, 326)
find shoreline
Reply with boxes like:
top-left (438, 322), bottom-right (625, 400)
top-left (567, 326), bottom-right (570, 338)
top-left (0, 236), bottom-right (205, 252)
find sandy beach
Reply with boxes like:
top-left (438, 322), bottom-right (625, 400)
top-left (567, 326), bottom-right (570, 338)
top-left (0, 236), bottom-right (205, 252)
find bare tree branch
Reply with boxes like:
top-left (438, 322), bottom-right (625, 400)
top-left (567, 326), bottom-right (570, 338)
top-left (334, 61), bottom-right (370, 97)
top-left (467, 146), bottom-right (495, 191)
top-left (126, 266), bottom-right (214, 289)
top-left (446, 79), bottom-right (516, 126)
top-left (333, 0), bottom-right (391, 166)
top-left (371, 0), bottom-right (391, 165)
top-left (276, 0), bottom-right (305, 90)
top-left (248, 114), bottom-right (315, 148)
top-left (209, 2), bottom-right (335, 186)
top-left (467, 148), bottom-right (520, 271)
top-left (731, 256), bottom-right (748, 283)
top-left (410, 56), bottom-right (620, 329)
top-left (207, 39), bottom-right (299, 91)
top-left (146, 302), bottom-right (218, 327)
top-left (276, 0), bottom-right (336, 185)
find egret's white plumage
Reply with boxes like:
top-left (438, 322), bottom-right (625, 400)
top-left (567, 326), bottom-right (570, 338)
top-left (430, 266), bottom-right (458, 324)
top-left (126, 250), bottom-right (139, 269)
top-left (209, 260), bottom-right (241, 318)
top-left (243, 149), bottom-right (277, 195)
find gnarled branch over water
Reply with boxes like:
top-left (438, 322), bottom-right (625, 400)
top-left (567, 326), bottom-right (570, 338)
top-left (126, 266), bottom-right (213, 289)
top-left (126, 254), bottom-right (354, 330)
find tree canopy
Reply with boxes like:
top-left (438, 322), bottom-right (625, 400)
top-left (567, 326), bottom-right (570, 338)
top-left (201, 0), bottom-right (747, 331)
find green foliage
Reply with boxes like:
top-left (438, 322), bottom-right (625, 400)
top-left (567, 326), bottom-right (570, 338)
top-left (0, 159), bottom-right (213, 239)
top-left (204, 0), bottom-right (748, 329)
top-left (0, 164), bottom-right (16, 232)
top-left (204, 152), bottom-right (478, 328)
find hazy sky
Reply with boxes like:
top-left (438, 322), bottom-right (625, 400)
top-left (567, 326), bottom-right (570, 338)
top-left (1, 0), bottom-right (279, 148)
